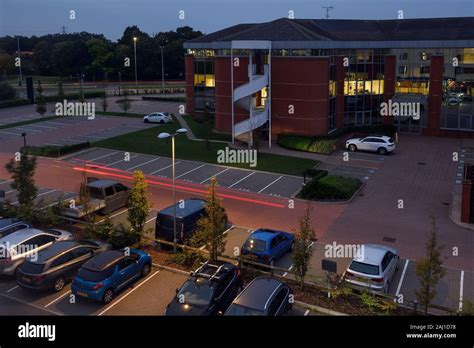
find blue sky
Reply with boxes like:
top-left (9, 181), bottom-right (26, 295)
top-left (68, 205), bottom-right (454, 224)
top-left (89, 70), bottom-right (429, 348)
top-left (1, 0), bottom-right (473, 40)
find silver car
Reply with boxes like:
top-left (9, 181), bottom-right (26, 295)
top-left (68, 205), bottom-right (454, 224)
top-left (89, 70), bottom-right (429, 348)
top-left (0, 228), bottom-right (73, 276)
top-left (346, 135), bottom-right (395, 155)
top-left (344, 244), bottom-right (399, 293)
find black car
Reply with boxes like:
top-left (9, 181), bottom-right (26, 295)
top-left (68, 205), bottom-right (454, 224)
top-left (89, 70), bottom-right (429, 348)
top-left (16, 240), bottom-right (111, 292)
top-left (224, 277), bottom-right (293, 316)
top-left (165, 261), bottom-right (242, 316)
top-left (0, 218), bottom-right (31, 239)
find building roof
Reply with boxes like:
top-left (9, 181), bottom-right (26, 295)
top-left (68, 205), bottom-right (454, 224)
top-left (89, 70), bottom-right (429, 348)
top-left (185, 17), bottom-right (474, 49)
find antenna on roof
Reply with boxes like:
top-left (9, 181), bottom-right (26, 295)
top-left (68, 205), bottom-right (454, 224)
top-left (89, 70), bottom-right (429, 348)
top-left (322, 6), bottom-right (334, 20)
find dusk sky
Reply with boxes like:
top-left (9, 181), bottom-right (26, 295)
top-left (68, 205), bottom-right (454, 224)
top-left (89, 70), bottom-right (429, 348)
top-left (1, 0), bottom-right (473, 40)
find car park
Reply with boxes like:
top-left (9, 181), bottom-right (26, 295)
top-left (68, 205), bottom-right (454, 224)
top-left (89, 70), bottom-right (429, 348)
top-left (16, 240), bottom-right (111, 292)
top-left (241, 228), bottom-right (295, 267)
top-left (344, 244), bottom-right (399, 293)
top-left (0, 218), bottom-right (31, 239)
top-left (0, 228), bottom-right (73, 276)
top-left (71, 249), bottom-right (152, 303)
top-left (165, 260), bottom-right (242, 316)
top-left (346, 135), bottom-right (396, 155)
top-left (224, 277), bottom-right (292, 316)
top-left (143, 112), bottom-right (173, 124)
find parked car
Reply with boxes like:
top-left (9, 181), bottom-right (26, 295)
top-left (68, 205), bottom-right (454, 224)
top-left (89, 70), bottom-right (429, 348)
top-left (0, 228), bottom-right (73, 276)
top-left (241, 228), bottom-right (295, 267)
top-left (165, 261), bottom-right (243, 316)
top-left (155, 198), bottom-right (227, 244)
top-left (143, 112), bottom-right (173, 124)
top-left (0, 218), bottom-right (31, 239)
top-left (71, 249), bottom-right (152, 303)
top-left (344, 244), bottom-right (399, 293)
top-left (448, 97), bottom-right (461, 106)
top-left (224, 277), bottom-right (292, 316)
top-left (346, 135), bottom-right (395, 155)
top-left (63, 179), bottom-right (130, 218)
top-left (16, 240), bottom-right (111, 292)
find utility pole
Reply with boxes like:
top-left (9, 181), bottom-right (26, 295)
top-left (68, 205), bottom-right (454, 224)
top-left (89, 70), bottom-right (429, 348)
top-left (17, 36), bottom-right (22, 86)
top-left (322, 6), bottom-right (333, 19)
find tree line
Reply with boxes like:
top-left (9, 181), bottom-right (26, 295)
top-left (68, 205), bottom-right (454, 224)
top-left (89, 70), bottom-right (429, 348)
top-left (0, 25), bottom-right (203, 81)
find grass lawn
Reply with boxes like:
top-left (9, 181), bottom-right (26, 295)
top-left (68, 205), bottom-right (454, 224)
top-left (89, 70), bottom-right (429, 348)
top-left (0, 116), bottom-right (62, 130)
top-left (182, 115), bottom-right (232, 142)
top-left (96, 111), bottom-right (145, 118)
top-left (93, 123), bottom-right (318, 176)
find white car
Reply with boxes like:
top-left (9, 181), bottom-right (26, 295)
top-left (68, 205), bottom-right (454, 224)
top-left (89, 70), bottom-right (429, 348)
top-left (0, 228), bottom-right (73, 276)
top-left (448, 97), bottom-right (461, 106)
top-left (344, 244), bottom-right (399, 293)
top-left (346, 135), bottom-right (395, 155)
top-left (143, 112), bottom-right (173, 124)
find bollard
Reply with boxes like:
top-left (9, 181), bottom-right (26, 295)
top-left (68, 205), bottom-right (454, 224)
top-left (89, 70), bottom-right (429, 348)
top-left (413, 299), bottom-right (418, 315)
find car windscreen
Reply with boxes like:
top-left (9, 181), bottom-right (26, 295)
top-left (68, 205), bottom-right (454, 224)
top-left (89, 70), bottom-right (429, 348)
top-left (225, 304), bottom-right (264, 316)
top-left (177, 280), bottom-right (214, 306)
top-left (21, 261), bottom-right (45, 274)
top-left (77, 266), bottom-right (114, 282)
top-left (388, 138), bottom-right (394, 144)
top-left (349, 261), bottom-right (380, 275)
top-left (244, 238), bottom-right (266, 253)
top-left (88, 187), bottom-right (103, 199)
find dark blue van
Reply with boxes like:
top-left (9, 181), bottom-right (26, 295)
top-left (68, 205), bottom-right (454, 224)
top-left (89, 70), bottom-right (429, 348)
top-left (155, 198), bottom-right (207, 243)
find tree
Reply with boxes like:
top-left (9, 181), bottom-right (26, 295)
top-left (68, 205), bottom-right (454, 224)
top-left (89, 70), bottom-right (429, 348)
top-left (120, 88), bottom-right (131, 113)
top-left (292, 201), bottom-right (315, 289)
top-left (415, 216), bottom-right (446, 314)
top-left (191, 177), bottom-right (227, 261)
top-left (5, 153), bottom-right (38, 218)
top-left (36, 81), bottom-right (46, 117)
top-left (0, 81), bottom-right (16, 101)
top-left (101, 88), bottom-right (108, 112)
top-left (86, 38), bottom-right (113, 81)
top-left (127, 170), bottom-right (151, 241)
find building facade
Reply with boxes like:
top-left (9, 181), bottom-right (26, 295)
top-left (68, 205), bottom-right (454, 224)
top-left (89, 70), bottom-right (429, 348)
top-left (183, 17), bottom-right (474, 146)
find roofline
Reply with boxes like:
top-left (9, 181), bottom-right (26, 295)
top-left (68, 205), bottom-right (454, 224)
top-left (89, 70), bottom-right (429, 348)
top-left (184, 40), bottom-right (474, 50)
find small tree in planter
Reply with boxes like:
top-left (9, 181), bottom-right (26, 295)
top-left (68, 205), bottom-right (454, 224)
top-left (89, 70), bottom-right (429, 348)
top-left (36, 82), bottom-right (46, 117)
top-left (57, 82), bottom-right (65, 101)
top-left (120, 89), bottom-right (131, 113)
top-left (101, 87), bottom-right (108, 112)
top-left (127, 170), bottom-right (151, 243)
top-left (292, 201), bottom-right (315, 289)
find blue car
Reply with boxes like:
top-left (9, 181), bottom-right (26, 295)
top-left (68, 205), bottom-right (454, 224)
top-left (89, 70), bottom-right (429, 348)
top-left (71, 249), bottom-right (152, 304)
top-left (241, 229), bottom-right (295, 266)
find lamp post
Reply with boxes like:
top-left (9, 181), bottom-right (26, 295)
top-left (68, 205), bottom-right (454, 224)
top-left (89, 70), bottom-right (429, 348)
top-left (157, 128), bottom-right (188, 252)
top-left (17, 36), bottom-right (22, 87)
top-left (160, 44), bottom-right (165, 94)
top-left (133, 37), bottom-right (138, 86)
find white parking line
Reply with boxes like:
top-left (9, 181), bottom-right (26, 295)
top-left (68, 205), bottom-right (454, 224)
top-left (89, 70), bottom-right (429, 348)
top-left (126, 158), bottom-right (159, 171)
top-left (258, 176), bottom-right (283, 193)
top-left (200, 168), bottom-right (230, 184)
top-left (106, 155), bottom-right (138, 167)
top-left (44, 290), bottom-right (72, 308)
top-left (304, 309), bottom-right (310, 316)
top-left (396, 259), bottom-right (409, 296)
top-left (98, 270), bottom-right (160, 316)
top-left (283, 264), bottom-right (293, 277)
top-left (16, 127), bottom-right (41, 133)
top-left (176, 164), bottom-right (205, 179)
top-left (150, 162), bottom-right (181, 175)
top-left (459, 270), bottom-right (464, 312)
top-left (0, 293), bottom-right (62, 316)
top-left (228, 172), bottom-right (255, 188)
top-left (6, 285), bottom-right (19, 293)
top-left (27, 123), bottom-right (57, 129)
top-left (96, 208), bottom-right (128, 223)
top-left (0, 130), bottom-right (22, 136)
top-left (11, 189), bottom-right (56, 205)
top-left (87, 151), bottom-right (119, 163)
top-left (145, 216), bottom-right (157, 224)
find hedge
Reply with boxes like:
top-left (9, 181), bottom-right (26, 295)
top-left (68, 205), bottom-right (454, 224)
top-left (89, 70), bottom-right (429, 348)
top-left (21, 142), bottom-right (91, 157)
top-left (298, 173), bottom-right (362, 201)
top-left (142, 96), bottom-right (186, 102)
top-left (43, 91), bottom-right (105, 103)
top-left (0, 99), bottom-right (31, 109)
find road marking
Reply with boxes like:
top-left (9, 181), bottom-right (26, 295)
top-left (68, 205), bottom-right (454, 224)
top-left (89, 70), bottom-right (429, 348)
top-left (200, 168), bottom-right (230, 184)
top-left (149, 162), bottom-right (181, 175)
top-left (223, 225), bottom-right (234, 235)
top-left (176, 164), bottom-right (205, 179)
top-left (87, 151), bottom-right (120, 163)
top-left (0, 130), bottom-right (22, 136)
top-left (96, 208), bottom-right (128, 223)
top-left (258, 176), bottom-right (283, 193)
top-left (44, 290), bottom-right (72, 308)
top-left (16, 127), bottom-right (41, 133)
top-left (396, 259), bottom-right (409, 296)
top-left (228, 172), bottom-right (255, 188)
top-left (459, 270), bottom-right (464, 312)
top-left (98, 270), bottom-right (160, 316)
top-left (106, 155), bottom-right (138, 167)
top-left (145, 216), bottom-right (157, 224)
top-left (304, 309), bottom-right (310, 316)
top-left (0, 293), bottom-right (62, 316)
top-left (6, 285), bottom-right (19, 293)
top-left (283, 264), bottom-right (293, 277)
top-left (11, 189), bottom-right (56, 205)
top-left (27, 123), bottom-right (57, 129)
top-left (126, 158), bottom-right (159, 171)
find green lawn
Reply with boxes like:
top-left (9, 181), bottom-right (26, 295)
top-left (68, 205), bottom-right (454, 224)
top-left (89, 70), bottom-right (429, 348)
top-left (182, 115), bottom-right (232, 142)
top-left (96, 111), bottom-right (145, 118)
top-left (93, 124), bottom-right (318, 176)
top-left (0, 116), bottom-right (62, 130)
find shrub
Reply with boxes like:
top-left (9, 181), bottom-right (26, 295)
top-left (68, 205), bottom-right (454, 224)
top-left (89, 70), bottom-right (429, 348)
top-left (299, 175), bottom-right (361, 201)
top-left (278, 135), bottom-right (312, 152)
top-left (21, 142), bottom-right (90, 157)
top-left (108, 223), bottom-right (141, 249)
top-left (305, 169), bottom-right (328, 180)
top-left (168, 248), bottom-right (206, 270)
top-left (0, 82), bottom-right (16, 101)
top-left (0, 99), bottom-right (30, 109)
top-left (142, 96), bottom-right (186, 102)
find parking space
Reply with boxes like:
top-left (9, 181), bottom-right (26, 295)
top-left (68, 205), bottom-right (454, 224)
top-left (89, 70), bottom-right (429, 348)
top-left (65, 147), bottom-right (305, 198)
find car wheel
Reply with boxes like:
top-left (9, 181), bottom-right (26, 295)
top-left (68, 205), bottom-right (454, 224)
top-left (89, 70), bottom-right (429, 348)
top-left (348, 144), bottom-right (357, 152)
top-left (290, 241), bottom-right (295, 252)
top-left (377, 147), bottom-right (387, 155)
top-left (144, 119), bottom-right (149, 123)
top-left (102, 288), bottom-right (114, 304)
top-left (53, 277), bottom-right (66, 292)
top-left (159, 120), bottom-right (165, 124)
top-left (141, 263), bottom-right (151, 277)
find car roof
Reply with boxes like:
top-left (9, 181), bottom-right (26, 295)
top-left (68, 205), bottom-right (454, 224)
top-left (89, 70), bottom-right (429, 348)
top-left (249, 228), bottom-right (282, 242)
top-left (159, 198), bottom-right (206, 219)
top-left (34, 241), bottom-right (80, 263)
top-left (366, 135), bottom-right (391, 140)
top-left (0, 218), bottom-right (22, 229)
top-left (87, 179), bottom-right (118, 189)
top-left (82, 250), bottom-right (124, 271)
top-left (0, 228), bottom-right (50, 247)
top-left (353, 244), bottom-right (395, 265)
top-left (233, 277), bottom-right (283, 310)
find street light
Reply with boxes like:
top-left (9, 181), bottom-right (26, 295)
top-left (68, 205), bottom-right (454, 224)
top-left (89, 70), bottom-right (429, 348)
top-left (133, 37), bottom-right (138, 86)
top-left (157, 128), bottom-right (188, 252)
top-left (160, 45), bottom-right (165, 94)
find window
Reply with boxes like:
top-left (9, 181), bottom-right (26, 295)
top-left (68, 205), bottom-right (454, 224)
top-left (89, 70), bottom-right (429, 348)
top-left (399, 52), bottom-right (408, 60)
top-left (113, 184), bottom-right (127, 193)
top-left (117, 257), bottom-right (135, 270)
top-left (51, 251), bottom-right (75, 268)
top-left (399, 66), bottom-right (407, 75)
top-left (105, 186), bottom-right (115, 197)
top-left (420, 66), bottom-right (430, 74)
top-left (72, 247), bottom-right (93, 258)
top-left (267, 287), bottom-right (288, 316)
top-left (381, 252), bottom-right (394, 272)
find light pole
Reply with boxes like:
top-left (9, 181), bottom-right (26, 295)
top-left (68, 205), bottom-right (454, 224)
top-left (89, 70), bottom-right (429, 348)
top-left (17, 36), bottom-right (22, 86)
top-left (160, 45), bottom-right (165, 94)
top-left (157, 128), bottom-right (188, 252)
top-left (133, 37), bottom-right (138, 86)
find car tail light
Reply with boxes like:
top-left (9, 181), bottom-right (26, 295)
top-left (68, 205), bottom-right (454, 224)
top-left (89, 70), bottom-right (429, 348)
top-left (32, 275), bottom-right (46, 282)
top-left (93, 282), bottom-right (104, 290)
top-left (345, 271), bottom-right (353, 278)
top-left (236, 269), bottom-right (241, 278)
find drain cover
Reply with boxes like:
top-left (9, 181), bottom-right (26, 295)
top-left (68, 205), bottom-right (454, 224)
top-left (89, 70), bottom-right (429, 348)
top-left (383, 236), bottom-right (396, 243)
